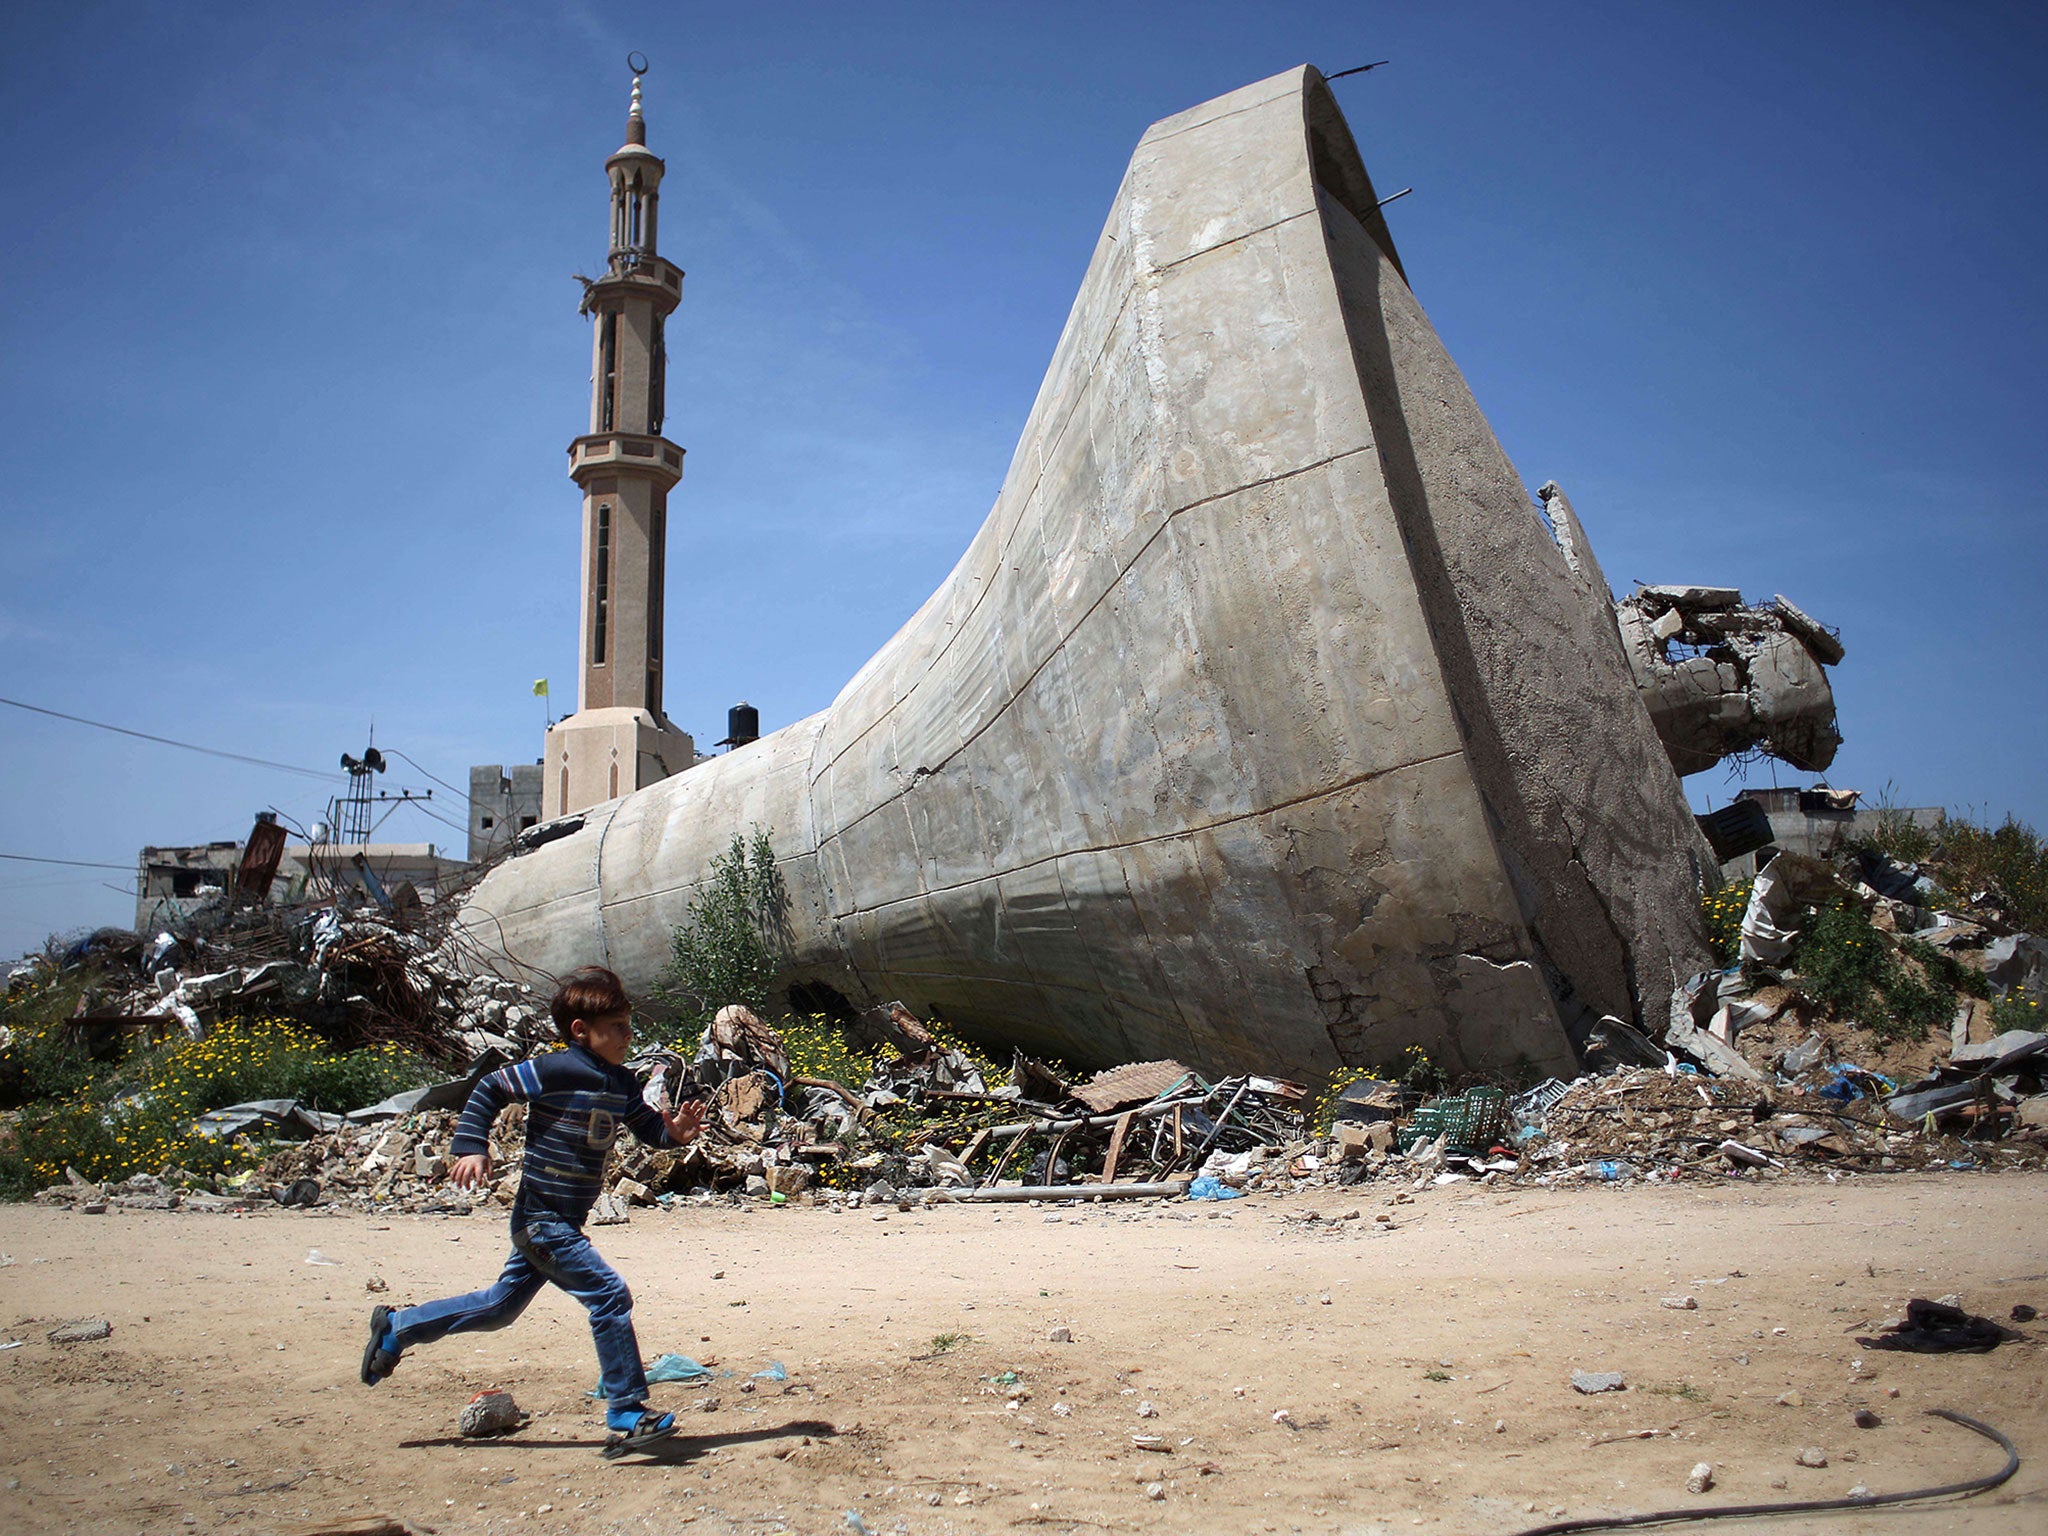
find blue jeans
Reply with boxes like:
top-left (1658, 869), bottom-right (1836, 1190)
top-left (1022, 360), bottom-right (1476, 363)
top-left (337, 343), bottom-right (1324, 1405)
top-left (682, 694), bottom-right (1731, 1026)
top-left (386, 1214), bottom-right (650, 1410)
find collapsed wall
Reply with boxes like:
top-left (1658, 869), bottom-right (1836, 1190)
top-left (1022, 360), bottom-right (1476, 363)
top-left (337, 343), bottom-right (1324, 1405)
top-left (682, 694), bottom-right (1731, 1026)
top-left (458, 66), bottom-right (1714, 1080)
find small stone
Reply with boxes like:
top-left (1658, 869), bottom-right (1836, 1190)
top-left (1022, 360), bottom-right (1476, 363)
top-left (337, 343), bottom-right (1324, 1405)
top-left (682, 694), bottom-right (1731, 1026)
top-left (1571, 1370), bottom-right (1626, 1394)
top-left (1796, 1447), bottom-right (1828, 1468)
top-left (364, 1275), bottom-right (389, 1293)
top-left (1661, 1296), bottom-right (1698, 1310)
top-left (1136, 1400), bottom-right (1158, 1418)
top-left (712, 1270), bottom-right (726, 1280)
top-left (1048, 1326), bottom-right (1073, 1343)
top-left (1848, 1484), bottom-right (1871, 1498)
top-left (459, 1390), bottom-right (525, 1437)
top-left (870, 1212), bottom-right (889, 1223)
top-left (1775, 1391), bottom-right (1804, 1407)
top-left (47, 1319), bottom-right (112, 1344)
top-left (1493, 1419), bottom-right (1506, 1434)
top-left (1853, 1409), bottom-right (1880, 1429)
top-left (81, 1201), bottom-right (107, 1215)
top-left (699, 1397), bottom-right (720, 1411)
top-left (1144, 1482), bottom-right (1165, 1501)
top-left (1051, 1402), bottom-right (1072, 1418)
top-left (1885, 1387), bottom-right (1900, 1399)
top-left (1686, 1463), bottom-right (1714, 1494)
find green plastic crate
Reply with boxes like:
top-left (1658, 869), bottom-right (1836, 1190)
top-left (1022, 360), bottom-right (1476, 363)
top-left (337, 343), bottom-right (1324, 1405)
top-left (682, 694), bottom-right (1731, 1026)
top-left (1399, 1087), bottom-right (1508, 1154)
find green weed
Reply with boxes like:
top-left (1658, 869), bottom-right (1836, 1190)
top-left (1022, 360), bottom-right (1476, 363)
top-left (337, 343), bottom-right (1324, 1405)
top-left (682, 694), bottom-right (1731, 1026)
top-left (659, 827), bottom-right (788, 1035)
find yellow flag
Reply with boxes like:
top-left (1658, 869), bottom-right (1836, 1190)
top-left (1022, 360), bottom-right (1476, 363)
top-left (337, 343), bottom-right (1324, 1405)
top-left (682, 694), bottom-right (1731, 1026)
top-left (532, 678), bottom-right (549, 697)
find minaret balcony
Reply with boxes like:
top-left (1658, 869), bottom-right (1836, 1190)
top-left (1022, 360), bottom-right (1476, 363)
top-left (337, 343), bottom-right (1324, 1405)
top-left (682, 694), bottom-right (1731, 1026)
top-left (569, 433), bottom-right (684, 488)
top-left (589, 256), bottom-right (683, 311)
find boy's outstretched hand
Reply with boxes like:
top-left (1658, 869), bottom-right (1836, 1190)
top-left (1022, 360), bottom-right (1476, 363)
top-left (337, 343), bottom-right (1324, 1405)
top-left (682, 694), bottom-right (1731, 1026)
top-left (661, 1098), bottom-right (707, 1146)
top-left (450, 1153), bottom-right (491, 1189)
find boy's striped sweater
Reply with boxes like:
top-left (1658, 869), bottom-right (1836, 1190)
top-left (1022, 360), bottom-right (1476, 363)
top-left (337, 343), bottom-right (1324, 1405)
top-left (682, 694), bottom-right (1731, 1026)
top-left (450, 1043), bottom-right (673, 1226)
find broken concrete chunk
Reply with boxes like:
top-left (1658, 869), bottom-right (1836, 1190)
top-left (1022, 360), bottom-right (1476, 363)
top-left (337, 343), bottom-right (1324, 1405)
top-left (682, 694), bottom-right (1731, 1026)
top-left (1686, 1463), bottom-right (1715, 1494)
top-left (47, 1319), bottom-right (112, 1344)
top-left (1570, 1370), bottom-right (1626, 1394)
top-left (1795, 1447), bottom-right (1829, 1468)
top-left (1641, 584), bottom-right (1743, 611)
top-left (1770, 595), bottom-right (1846, 665)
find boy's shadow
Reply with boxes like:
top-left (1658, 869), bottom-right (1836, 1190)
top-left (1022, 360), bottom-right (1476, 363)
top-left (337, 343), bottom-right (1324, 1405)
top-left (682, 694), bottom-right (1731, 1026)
top-left (400, 1418), bottom-right (836, 1466)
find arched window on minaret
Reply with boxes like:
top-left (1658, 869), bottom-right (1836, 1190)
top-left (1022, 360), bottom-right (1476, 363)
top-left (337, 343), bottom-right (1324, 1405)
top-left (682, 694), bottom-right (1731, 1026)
top-left (593, 504), bottom-right (612, 665)
top-left (649, 315), bottom-right (666, 433)
top-left (599, 311), bottom-right (619, 433)
top-left (628, 171), bottom-right (644, 248)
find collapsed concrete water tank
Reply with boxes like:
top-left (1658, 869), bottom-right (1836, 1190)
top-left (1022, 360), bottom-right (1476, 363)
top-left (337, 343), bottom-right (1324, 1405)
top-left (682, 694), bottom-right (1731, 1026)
top-left (458, 66), bottom-right (1714, 1080)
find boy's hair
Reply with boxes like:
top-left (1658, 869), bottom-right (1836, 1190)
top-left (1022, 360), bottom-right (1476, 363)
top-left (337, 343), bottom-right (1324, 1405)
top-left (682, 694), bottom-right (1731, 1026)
top-left (550, 966), bottom-right (632, 1040)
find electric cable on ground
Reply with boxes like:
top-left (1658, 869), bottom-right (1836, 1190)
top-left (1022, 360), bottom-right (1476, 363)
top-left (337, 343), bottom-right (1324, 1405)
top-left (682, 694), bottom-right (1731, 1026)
top-left (1502, 1408), bottom-right (2019, 1536)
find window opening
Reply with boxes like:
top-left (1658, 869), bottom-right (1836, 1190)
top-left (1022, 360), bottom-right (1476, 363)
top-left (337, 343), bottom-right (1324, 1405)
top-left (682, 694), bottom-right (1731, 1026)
top-left (599, 312), bottom-right (619, 433)
top-left (649, 314), bottom-right (666, 434)
top-left (649, 504), bottom-right (664, 661)
top-left (593, 504), bottom-right (611, 664)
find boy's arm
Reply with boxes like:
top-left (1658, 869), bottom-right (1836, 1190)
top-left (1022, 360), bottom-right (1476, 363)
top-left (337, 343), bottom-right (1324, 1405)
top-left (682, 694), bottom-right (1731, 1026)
top-left (449, 1060), bottom-right (539, 1159)
top-left (623, 1093), bottom-right (680, 1149)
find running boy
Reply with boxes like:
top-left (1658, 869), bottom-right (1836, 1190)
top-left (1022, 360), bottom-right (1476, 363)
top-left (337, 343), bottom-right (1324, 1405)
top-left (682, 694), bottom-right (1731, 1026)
top-left (360, 966), bottom-right (705, 1458)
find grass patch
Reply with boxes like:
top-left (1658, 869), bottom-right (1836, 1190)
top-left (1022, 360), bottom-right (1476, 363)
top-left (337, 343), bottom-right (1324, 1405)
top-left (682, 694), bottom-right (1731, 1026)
top-left (1792, 902), bottom-right (1956, 1044)
top-left (1422, 1369), bottom-right (1451, 1383)
top-left (0, 1016), bottom-right (435, 1196)
top-left (1647, 1381), bottom-right (1708, 1403)
top-left (1702, 879), bottom-right (1753, 966)
top-left (1992, 987), bottom-right (2043, 1034)
top-left (1938, 815), bottom-right (2048, 934)
top-left (928, 1332), bottom-right (971, 1355)
top-left (1847, 785), bottom-right (1939, 865)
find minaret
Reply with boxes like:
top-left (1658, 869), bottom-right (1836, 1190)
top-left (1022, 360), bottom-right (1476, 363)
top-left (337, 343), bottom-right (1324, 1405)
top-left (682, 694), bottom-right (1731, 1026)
top-left (543, 70), bottom-right (696, 818)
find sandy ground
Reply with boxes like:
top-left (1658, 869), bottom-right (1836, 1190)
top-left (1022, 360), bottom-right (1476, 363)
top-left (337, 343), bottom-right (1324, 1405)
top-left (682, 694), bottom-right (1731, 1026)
top-left (1, 1173), bottom-right (2044, 1536)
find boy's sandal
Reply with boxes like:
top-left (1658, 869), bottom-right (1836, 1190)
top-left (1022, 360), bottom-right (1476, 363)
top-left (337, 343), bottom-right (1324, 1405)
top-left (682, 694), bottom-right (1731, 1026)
top-left (360, 1304), bottom-right (400, 1386)
top-left (601, 1409), bottom-right (678, 1459)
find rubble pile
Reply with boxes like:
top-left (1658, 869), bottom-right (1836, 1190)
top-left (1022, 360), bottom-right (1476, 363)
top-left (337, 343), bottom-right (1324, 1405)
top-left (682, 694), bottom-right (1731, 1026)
top-left (15, 806), bottom-right (2048, 1214)
top-left (11, 894), bottom-right (552, 1068)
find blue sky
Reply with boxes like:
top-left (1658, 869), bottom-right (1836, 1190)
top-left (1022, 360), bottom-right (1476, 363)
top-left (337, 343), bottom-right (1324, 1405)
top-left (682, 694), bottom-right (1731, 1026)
top-left (3, 2), bottom-right (2044, 958)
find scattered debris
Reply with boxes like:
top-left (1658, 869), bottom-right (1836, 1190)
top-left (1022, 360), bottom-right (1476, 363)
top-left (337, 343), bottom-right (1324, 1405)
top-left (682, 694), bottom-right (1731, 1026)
top-left (1857, 1299), bottom-right (2011, 1354)
top-left (1570, 1370), bottom-right (1626, 1395)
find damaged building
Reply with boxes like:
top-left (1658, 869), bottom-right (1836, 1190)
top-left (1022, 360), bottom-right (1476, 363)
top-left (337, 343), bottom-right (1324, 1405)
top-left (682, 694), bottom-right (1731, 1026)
top-left (457, 67), bottom-right (1847, 1083)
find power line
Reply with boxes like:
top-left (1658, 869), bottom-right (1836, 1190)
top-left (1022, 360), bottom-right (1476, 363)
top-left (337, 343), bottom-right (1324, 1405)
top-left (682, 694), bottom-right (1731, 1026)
top-left (0, 851), bottom-right (134, 871)
top-left (0, 696), bottom-right (337, 780)
top-left (384, 748), bottom-right (470, 803)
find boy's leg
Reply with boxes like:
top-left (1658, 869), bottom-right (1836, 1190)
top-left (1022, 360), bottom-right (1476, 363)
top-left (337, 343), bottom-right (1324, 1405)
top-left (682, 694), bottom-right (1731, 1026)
top-left (515, 1219), bottom-right (651, 1413)
top-left (365, 1244), bottom-right (546, 1383)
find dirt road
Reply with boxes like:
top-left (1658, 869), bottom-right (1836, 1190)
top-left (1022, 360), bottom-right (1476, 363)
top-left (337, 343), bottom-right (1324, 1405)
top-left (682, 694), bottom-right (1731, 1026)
top-left (2, 1173), bottom-right (2043, 1534)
